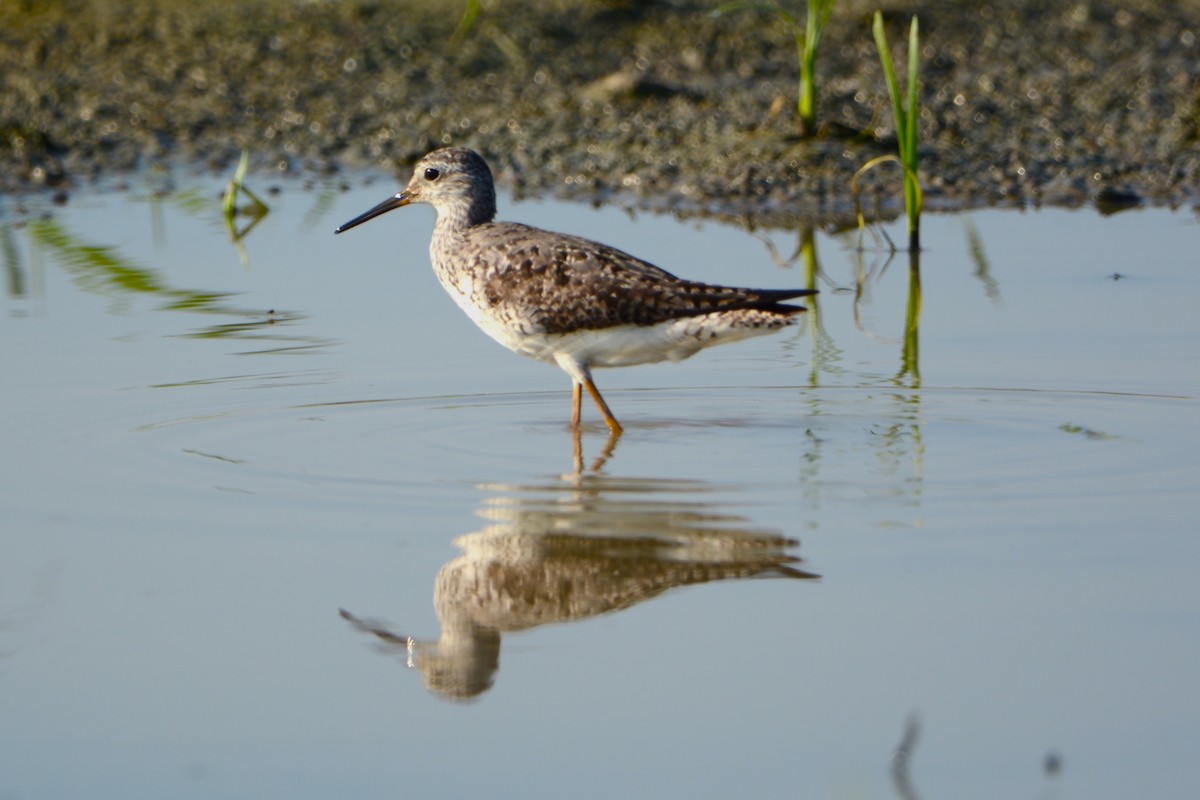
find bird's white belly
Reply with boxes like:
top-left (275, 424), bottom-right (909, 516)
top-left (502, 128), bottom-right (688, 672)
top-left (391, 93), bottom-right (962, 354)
top-left (488, 315), bottom-right (792, 368)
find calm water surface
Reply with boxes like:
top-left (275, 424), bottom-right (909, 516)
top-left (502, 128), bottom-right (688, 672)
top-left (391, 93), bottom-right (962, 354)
top-left (2, 177), bottom-right (1198, 799)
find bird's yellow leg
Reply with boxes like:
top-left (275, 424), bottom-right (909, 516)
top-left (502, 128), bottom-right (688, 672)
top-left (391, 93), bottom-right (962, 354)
top-left (583, 376), bottom-right (624, 435)
top-left (571, 382), bottom-right (582, 428)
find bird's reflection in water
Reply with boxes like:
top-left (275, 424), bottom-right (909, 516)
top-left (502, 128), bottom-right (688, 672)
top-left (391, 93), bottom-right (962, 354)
top-left (343, 435), bottom-right (818, 701)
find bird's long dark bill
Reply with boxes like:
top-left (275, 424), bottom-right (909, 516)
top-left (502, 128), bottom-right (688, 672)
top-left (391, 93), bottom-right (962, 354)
top-left (334, 192), bottom-right (411, 234)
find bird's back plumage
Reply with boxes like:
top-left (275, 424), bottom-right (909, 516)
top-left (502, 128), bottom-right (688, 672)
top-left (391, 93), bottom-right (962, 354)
top-left (438, 220), bottom-right (812, 336)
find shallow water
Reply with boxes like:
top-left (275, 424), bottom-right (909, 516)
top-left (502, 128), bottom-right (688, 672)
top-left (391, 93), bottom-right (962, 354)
top-left (2, 178), bottom-right (1198, 799)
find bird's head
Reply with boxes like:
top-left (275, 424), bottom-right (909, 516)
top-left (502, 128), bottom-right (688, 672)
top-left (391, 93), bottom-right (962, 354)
top-left (335, 147), bottom-right (497, 234)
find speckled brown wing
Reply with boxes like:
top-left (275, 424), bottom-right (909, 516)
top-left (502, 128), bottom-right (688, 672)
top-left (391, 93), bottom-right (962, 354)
top-left (475, 223), bottom-right (816, 335)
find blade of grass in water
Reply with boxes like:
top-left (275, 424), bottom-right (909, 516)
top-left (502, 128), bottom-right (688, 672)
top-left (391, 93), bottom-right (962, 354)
top-left (871, 11), bottom-right (922, 250)
top-left (222, 150), bottom-right (269, 256)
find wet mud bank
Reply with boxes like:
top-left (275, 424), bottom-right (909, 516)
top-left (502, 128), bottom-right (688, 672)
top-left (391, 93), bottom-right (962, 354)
top-left (2, 0), bottom-right (1198, 222)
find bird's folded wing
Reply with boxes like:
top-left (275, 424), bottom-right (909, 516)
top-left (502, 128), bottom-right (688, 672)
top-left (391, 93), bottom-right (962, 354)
top-left (479, 225), bottom-right (814, 334)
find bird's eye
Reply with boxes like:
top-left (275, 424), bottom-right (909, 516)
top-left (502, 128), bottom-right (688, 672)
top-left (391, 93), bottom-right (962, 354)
top-left (424, 168), bottom-right (441, 181)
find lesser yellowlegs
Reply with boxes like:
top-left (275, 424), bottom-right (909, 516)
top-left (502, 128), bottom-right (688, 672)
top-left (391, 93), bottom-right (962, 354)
top-left (335, 147), bottom-right (815, 434)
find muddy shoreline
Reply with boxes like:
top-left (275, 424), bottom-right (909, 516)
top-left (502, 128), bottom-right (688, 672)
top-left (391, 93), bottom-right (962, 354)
top-left (2, 0), bottom-right (1198, 222)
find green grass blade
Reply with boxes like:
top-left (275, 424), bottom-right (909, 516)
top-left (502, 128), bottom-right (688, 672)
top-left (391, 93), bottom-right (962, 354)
top-left (799, 0), bottom-right (836, 131)
top-left (222, 150), bottom-right (250, 220)
top-left (872, 10), bottom-right (921, 249)
top-left (905, 16), bottom-right (919, 168)
top-left (450, 0), bottom-right (480, 44)
top-left (715, 1), bottom-right (833, 134)
top-left (872, 11), bottom-right (906, 145)
top-left (806, 0), bottom-right (836, 53)
top-left (904, 16), bottom-right (921, 241)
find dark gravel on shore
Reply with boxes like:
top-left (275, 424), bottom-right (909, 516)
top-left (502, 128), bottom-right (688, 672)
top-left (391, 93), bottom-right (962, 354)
top-left (2, 0), bottom-right (1199, 222)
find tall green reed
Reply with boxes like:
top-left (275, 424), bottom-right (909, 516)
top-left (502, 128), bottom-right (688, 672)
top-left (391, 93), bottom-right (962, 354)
top-left (853, 12), bottom-right (921, 251)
